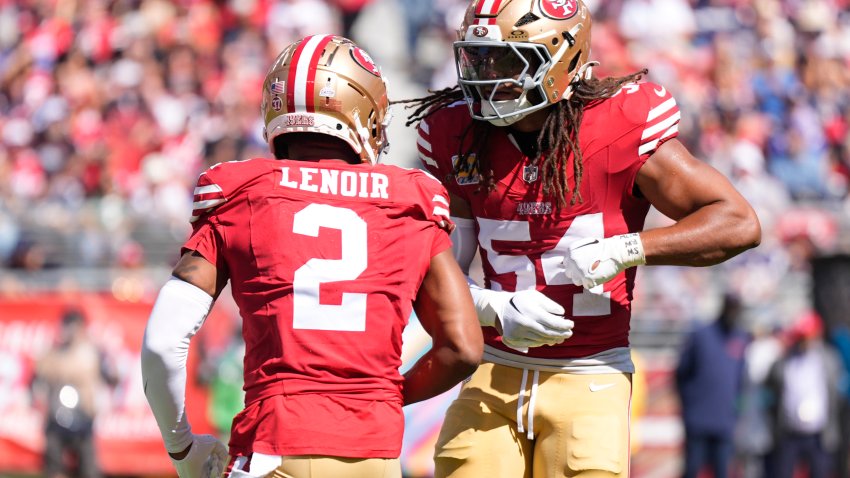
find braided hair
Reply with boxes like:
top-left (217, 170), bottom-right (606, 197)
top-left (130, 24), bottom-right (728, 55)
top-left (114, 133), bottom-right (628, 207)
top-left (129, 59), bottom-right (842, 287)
top-left (394, 69), bottom-right (649, 206)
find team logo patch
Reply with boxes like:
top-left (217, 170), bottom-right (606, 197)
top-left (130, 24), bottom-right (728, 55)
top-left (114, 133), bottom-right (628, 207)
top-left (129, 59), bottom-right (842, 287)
top-left (539, 0), bottom-right (578, 20)
top-left (473, 26), bottom-right (489, 37)
top-left (271, 96), bottom-right (282, 112)
top-left (451, 153), bottom-right (481, 186)
top-left (284, 114), bottom-right (314, 127)
top-left (351, 47), bottom-right (381, 77)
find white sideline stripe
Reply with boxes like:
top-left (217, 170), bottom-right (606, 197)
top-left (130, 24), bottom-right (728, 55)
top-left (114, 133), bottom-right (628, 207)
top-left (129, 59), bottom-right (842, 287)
top-left (433, 195), bottom-right (449, 206)
top-left (193, 198), bottom-right (226, 210)
top-left (417, 134), bottom-right (432, 152)
top-left (642, 111), bottom-right (681, 140)
top-left (646, 97), bottom-right (677, 122)
top-left (419, 151), bottom-right (438, 168)
top-left (294, 35), bottom-right (329, 112)
top-left (194, 184), bottom-right (223, 195)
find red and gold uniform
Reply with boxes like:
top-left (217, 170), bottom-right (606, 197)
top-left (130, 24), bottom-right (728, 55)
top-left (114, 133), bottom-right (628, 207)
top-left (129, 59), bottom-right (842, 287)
top-left (419, 81), bottom-right (680, 477)
top-left (184, 158), bottom-right (452, 459)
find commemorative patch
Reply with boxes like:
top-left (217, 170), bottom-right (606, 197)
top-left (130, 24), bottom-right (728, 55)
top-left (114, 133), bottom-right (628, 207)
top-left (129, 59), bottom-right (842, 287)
top-left (271, 96), bottom-right (282, 112)
top-left (452, 153), bottom-right (481, 186)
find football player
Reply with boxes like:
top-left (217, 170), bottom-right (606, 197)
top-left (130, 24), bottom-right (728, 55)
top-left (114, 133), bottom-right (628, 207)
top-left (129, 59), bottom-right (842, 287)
top-left (399, 1), bottom-right (761, 477)
top-left (141, 35), bottom-right (483, 478)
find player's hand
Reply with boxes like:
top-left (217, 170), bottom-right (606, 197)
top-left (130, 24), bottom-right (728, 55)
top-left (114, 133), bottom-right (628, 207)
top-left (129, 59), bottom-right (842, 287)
top-left (171, 434), bottom-right (228, 478)
top-left (497, 290), bottom-right (574, 352)
top-left (564, 234), bottom-right (646, 289)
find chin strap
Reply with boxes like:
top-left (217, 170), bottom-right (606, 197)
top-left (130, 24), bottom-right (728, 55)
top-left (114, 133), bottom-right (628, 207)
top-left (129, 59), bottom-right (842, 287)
top-left (562, 61), bottom-right (600, 101)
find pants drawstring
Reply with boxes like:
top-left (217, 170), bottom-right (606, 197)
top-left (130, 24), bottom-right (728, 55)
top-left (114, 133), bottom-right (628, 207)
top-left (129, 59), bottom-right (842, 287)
top-left (527, 370), bottom-right (539, 440)
top-left (516, 368), bottom-right (528, 434)
top-left (515, 368), bottom-right (540, 440)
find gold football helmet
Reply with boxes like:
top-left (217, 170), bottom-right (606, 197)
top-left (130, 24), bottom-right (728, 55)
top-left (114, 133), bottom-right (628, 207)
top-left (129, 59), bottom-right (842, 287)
top-left (455, 0), bottom-right (593, 126)
top-left (261, 35), bottom-right (391, 163)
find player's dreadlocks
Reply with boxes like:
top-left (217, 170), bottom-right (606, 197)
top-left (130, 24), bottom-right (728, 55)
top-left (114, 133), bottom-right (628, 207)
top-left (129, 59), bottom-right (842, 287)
top-left (394, 69), bottom-right (649, 206)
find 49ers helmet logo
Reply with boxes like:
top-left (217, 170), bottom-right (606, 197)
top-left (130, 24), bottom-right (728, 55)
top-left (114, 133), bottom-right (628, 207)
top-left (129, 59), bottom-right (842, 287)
top-left (539, 0), bottom-right (578, 20)
top-left (351, 47), bottom-right (381, 77)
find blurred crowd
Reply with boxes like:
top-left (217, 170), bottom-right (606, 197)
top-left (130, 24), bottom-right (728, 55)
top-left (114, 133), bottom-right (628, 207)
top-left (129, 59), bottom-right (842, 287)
top-left (0, 0), bottom-right (850, 326)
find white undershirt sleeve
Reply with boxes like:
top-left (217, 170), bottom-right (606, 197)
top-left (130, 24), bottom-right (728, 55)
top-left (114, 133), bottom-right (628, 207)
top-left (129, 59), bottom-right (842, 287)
top-left (140, 277), bottom-right (213, 453)
top-left (450, 216), bottom-right (477, 275)
top-left (450, 215), bottom-right (511, 328)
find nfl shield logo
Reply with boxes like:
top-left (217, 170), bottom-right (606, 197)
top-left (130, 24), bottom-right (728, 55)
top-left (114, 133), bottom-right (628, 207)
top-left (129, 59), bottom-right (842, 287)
top-left (523, 164), bottom-right (539, 183)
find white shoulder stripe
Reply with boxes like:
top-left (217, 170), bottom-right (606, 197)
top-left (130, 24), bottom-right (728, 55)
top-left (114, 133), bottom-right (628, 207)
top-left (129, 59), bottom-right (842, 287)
top-left (638, 125), bottom-right (679, 156)
top-left (194, 184), bottom-right (223, 196)
top-left (193, 198), bottom-right (226, 210)
top-left (420, 120), bottom-right (430, 135)
top-left (433, 206), bottom-right (450, 217)
top-left (419, 151), bottom-right (438, 168)
top-left (646, 97), bottom-right (677, 122)
top-left (642, 111), bottom-right (681, 140)
top-left (417, 134), bottom-right (432, 152)
top-left (433, 195), bottom-right (449, 206)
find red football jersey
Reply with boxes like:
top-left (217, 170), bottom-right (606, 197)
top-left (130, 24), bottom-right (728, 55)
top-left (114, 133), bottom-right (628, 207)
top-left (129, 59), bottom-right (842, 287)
top-left (183, 158), bottom-right (452, 458)
top-left (418, 82), bottom-right (680, 360)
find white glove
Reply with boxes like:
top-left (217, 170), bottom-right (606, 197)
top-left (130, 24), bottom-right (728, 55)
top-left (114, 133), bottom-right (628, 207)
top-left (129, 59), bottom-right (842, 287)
top-left (171, 434), bottom-right (229, 478)
top-left (498, 290), bottom-right (574, 351)
top-left (564, 233), bottom-right (646, 289)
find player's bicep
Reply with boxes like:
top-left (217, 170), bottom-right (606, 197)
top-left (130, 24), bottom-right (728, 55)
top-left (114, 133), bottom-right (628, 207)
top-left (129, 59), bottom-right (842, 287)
top-left (636, 138), bottom-right (746, 221)
top-left (414, 249), bottom-right (482, 356)
top-left (172, 252), bottom-right (227, 298)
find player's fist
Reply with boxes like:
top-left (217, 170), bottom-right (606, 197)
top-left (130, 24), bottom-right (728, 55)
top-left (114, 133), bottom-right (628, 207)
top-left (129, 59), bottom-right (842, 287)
top-left (498, 289), bottom-right (574, 351)
top-left (171, 434), bottom-right (228, 478)
top-left (564, 233), bottom-right (645, 289)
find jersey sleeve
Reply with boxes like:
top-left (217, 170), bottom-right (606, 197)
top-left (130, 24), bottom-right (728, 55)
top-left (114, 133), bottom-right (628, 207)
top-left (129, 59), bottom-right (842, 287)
top-left (630, 82), bottom-right (681, 161)
top-left (409, 169), bottom-right (453, 258)
top-left (416, 112), bottom-right (469, 199)
top-left (190, 169), bottom-right (228, 223)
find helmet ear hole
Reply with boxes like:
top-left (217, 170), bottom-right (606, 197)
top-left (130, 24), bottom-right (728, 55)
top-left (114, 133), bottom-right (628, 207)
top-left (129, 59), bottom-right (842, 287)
top-left (567, 52), bottom-right (581, 75)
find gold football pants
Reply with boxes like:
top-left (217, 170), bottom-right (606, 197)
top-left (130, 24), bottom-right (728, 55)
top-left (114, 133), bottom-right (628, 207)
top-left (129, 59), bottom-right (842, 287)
top-left (434, 362), bottom-right (632, 478)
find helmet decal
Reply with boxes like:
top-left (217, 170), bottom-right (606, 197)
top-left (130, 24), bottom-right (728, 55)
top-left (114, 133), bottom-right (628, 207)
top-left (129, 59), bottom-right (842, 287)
top-left (286, 34), bottom-right (335, 113)
top-left (351, 47), bottom-right (381, 77)
top-left (475, 0), bottom-right (504, 16)
top-left (539, 0), bottom-right (578, 20)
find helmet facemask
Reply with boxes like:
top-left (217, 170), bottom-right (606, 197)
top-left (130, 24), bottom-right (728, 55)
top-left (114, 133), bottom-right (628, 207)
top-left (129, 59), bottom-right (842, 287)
top-left (454, 41), bottom-right (551, 126)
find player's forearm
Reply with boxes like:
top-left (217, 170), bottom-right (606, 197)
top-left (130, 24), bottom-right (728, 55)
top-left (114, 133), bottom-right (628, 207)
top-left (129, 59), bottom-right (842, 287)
top-left (402, 344), bottom-right (479, 406)
top-left (141, 278), bottom-right (213, 453)
top-left (640, 201), bottom-right (761, 266)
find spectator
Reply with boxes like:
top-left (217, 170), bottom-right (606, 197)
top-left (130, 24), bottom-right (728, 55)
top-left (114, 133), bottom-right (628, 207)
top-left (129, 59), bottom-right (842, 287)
top-left (33, 309), bottom-right (116, 478)
top-left (676, 294), bottom-right (749, 478)
top-left (767, 311), bottom-right (844, 478)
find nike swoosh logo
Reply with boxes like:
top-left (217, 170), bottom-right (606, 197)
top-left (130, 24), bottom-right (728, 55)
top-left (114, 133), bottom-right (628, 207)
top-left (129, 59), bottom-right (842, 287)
top-left (573, 239), bottom-right (599, 250)
top-left (654, 86), bottom-right (666, 97)
top-left (589, 382), bottom-right (615, 392)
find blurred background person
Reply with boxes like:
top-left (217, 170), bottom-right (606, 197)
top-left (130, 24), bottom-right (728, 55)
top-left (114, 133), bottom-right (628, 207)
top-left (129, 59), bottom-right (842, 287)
top-left (32, 309), bottom-right (117, 478)
top-left (767, 310), bottom-right (844, 478)
top-left (675, 294), bottom-right (749, 478)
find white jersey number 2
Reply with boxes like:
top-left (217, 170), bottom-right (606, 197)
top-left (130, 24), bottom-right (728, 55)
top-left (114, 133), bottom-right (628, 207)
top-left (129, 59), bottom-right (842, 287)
top-left (292, 204), bottom-right (368, 331)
